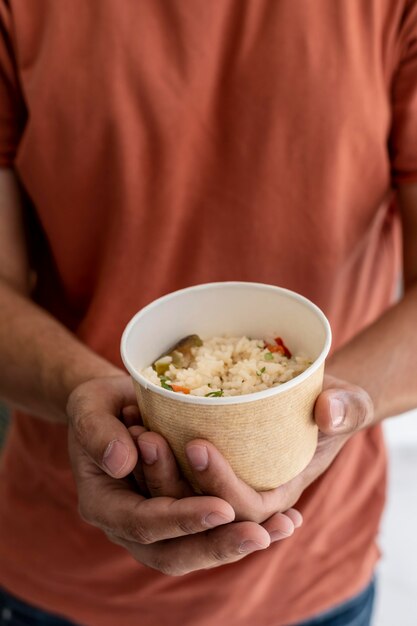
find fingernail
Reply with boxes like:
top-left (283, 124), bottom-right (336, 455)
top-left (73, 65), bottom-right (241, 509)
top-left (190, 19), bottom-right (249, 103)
top-left (239, 540), bottom-right (266, 554)
top-left (203, 512), bottom-right (232, 528)
top-left (186, 445), bottom-right (209, 471)
top-left (103, 440), bottom-right (129, 476)
top-left (138, 440), bottom-right (158, 465)
top-left (269, 529), bottom-right (293, 542)
top-left (330, 397), bottom-right (345, 427)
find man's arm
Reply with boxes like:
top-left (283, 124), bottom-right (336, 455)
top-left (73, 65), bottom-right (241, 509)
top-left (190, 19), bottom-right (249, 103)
top-left (326, 183), bottom-right (417, 419)
top-left (0, 169), bottom-right (121, 422)
top-left (0, 167), bottom-right (302, 575)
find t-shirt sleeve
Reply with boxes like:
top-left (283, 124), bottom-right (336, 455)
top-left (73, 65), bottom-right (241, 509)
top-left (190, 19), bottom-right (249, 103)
top-left (0, 1), bottom-right (25, 168)
top-left (390, 0), bottom-right (417, 184)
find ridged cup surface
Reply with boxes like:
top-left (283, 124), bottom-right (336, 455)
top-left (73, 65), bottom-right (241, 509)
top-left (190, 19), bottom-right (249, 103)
top-left (121, 282), bottom-right (331, 491)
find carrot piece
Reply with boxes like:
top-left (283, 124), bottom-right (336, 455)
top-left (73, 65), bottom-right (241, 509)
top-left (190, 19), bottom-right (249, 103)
top-left (171, 384), bottom-right (191, 394)
top-left (266, 343), bottom-right (285, 355)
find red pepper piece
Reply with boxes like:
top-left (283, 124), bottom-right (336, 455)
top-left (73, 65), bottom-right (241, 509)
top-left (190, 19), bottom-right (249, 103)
top-left (274, 337), bottom-right (292, 358)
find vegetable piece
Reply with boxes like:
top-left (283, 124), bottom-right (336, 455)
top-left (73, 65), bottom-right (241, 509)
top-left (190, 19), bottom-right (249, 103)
top-left (171, 350), bottom-right (185, 367)
top-left (159, 374), bottom-right (191, 394)
top-left (175, 334), bottom-right (203, 349)
top-left (274, 337), bottom-right (292, 358)
top-left (264, 352), bottom-right (274, 361)
top-left (256, 367), bottom-right (266, 376)
top-left (265, 343), bottom-right (285, 355)
top-left (171, 335), bottom-right (203, 367)
top-left (205, 390), bottom-right (224, 397)
top-left (171, 384), bottom-right (191, 394)
top-left (153, 356), bottom-right (172, 375)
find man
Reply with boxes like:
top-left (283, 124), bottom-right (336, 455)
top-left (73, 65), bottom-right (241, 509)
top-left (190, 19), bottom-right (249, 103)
top-left (0, 1), bottom-right (416, 625)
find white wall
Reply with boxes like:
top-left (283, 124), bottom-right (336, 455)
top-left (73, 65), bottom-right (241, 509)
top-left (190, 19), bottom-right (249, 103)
top-left (374, 410), bottom-right (417, 626)
top-left (384, 409), bottom-right (417, 447)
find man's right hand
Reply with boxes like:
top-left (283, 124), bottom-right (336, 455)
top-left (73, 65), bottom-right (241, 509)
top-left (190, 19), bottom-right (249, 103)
top-left (67, 374), bottom-right (301, 576)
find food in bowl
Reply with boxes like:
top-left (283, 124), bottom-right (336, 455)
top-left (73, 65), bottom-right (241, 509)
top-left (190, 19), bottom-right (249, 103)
top-left (142, 334), bottom-right (312, 397)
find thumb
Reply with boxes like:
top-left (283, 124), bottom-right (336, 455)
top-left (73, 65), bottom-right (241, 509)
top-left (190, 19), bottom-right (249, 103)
top-left (314, 377), bottom-right (374, 436)
top-left (67, 375), bottom-right (139, 478)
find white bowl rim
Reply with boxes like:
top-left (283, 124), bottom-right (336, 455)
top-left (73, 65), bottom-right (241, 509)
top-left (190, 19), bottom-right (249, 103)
top-left (120, 281), bottom-right (332, 406)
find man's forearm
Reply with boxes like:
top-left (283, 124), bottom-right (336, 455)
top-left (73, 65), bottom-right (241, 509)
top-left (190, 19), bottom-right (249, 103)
top-left (326, 282), bottom-right (417, 422)
top-left (3, 273), bottom-right (415, 425)
top-left (0, 279), bottom-right (120, 422)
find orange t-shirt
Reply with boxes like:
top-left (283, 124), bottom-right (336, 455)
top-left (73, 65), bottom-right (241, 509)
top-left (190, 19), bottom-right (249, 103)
top-left (1, 2), bottom-right (416, 625)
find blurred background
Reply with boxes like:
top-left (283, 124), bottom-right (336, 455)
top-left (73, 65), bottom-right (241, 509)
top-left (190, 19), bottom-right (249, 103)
top-left (0, 404), bottom-right (415, 625)
top-left (375, 410), bottom-right (417, 626)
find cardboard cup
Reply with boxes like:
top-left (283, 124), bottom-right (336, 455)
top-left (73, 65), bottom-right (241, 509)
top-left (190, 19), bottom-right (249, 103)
top-left (121, 282), bottom-right (331, 491)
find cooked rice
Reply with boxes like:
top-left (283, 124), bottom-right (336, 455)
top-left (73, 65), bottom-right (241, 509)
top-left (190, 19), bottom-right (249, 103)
top-left (142, 336), bottom-right (311, 397)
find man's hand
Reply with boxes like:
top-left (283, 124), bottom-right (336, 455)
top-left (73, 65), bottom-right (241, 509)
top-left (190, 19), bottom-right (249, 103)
top-left (67, 375), bottom-right (302, 576)
top-left (134, 375), bottom-right (373, 524)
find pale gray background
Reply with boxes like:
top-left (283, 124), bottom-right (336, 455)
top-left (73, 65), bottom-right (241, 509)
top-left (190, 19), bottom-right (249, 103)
top-left (374, 410), bottom-right (417, 625)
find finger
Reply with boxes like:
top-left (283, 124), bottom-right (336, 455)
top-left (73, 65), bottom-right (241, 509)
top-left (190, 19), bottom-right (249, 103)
top-left (315, 384), bottom-right (374, 435)
top-left (128, 425), bottom-right (147, 439)
top-left (122, 405), bottom-right (142, 427)
top-left (75, 460), bottom-right (236, 544)
top-left (185, 439), bottom-right (280, 523)
top-left (137, 431), bottom-right (193, 499)
top-left (284, 507), bottom-right (303, 528)
top-left (67, 375), bottom-right (139, 478)
top-left (128, 426), bottom-right (150, 495)
top-left (262, 508), bottom-right (303, 543)
top-left (109, 521), bottom-right (271, 576)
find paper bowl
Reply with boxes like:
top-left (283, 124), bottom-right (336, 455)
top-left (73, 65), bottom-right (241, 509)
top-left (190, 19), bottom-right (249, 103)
top-left (121, 282), bottom-right (331, 491)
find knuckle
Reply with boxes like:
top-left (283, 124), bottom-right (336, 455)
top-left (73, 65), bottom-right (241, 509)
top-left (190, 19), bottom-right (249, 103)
top-left (78, 500), bottom-right (94, 525)
top-left (105, 532), bottom-right (125, 548)
top-left (353, 392), bottom-right (373, 429)
top-left (78, 500), bottom-right (108, 531)
top-left (151, 556), bottom-right (185, 577)
top-left (66, 388), bottom-right (80, 419)
top-left (209, 545), bottom-right (233, 564)
top-left (165, 500), bottom-right (203, 535)
top-left (145, 476), bottom-right (164, 494)
top-left (128, 519), bottom-right (155, 545)
top-left (175, 517), bottom-right (202, 535)
top-left (73, 409), bottom-right (96, 447)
